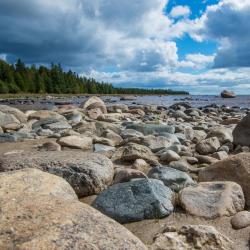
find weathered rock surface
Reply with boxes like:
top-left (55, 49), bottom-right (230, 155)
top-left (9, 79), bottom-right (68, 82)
top-left (148, 166), bottom-right (195, 192)
top-left (179, 182), bottom-right (245, 218)
top-left (92, 179), bottom-right (174, 223)
top-left (196, 137), bottom-right (220, 155)
top-left (113, 168), bottom-right (146, 184)
top-left (231, 211), bottom-right (250, 229)
top-left (199, 153), bottom-right (250, 207)
top-left (0, 105), bottom-right (27, 123)
top-left (150, 225), bottom-right (233, 250)
top-left (0, 195), bottom-right (147, 250)
top-left (233, 113), bottom-right (250, 146)
top-left (0, 151), bottom-right (114, 197)
top-left (58, 135), bottom-right (93, 150)
top-left (221, 90), bottom-right (236, 98)
top-left (80, 96), bottom-right (107, 114)
top-left (0, 168), bottom-right (77, 201)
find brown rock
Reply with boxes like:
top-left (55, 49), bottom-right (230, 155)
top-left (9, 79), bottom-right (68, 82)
top-left (58, 135), bottom-right (92, 150)
top-left (113, 168), bottom-right (147, 184)
top-left (233, 113), bottom-right (250, 146)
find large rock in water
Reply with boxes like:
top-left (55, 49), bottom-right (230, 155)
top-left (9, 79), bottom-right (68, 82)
top-left (199, 153), bottom-right (250, 207)
top-left (179, 182), bottom-right (245, 219)
top-left (92, 179), bottom-right (174, 223)
top-left (148, 166), bottom-right (195, 192)
top-left (221, 90), bottom-right (236, 98)
top-left (0, 151), bottom-right (114, 198)
top-left (126, 123), bottom-right (175, 135)
top-left (0, 195), bottom-right (147, 250)
top-left (150, 225), bottom-right (233, 250)
top-left (233, 113), bottom-right (250, 146)
top-left (0, 168), bottom-right (77, 201)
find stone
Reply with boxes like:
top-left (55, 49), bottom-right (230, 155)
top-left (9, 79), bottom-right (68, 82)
top-left (126, 123), bottom-right (175, 135)
top-left (0, 111), bottom-right (20, 127)
top-left (179, 182), bottom-right (245, 219)
top-left (192, 130), bottom-right (207, 143)
top-left (196, 137), bottom-right (220, 155)
top-left (196, 155), bottom-right (218, 164)
top-left (160, 150), bottom-right (180, 163)
top-left (113, 168), bottom-right (147, 184)
top-left (231, 211), bottom-right (250, 229)
top-left (221, 90), bottom-right (236, 98)
top-left (168, 160), bottom-right (191, 172)
top-left (0, 195), bottom-right (147, 250)
top-left (0, 168), bottom-right (77, 201)
top-left (92, 179), bottom-right (174, 223)
top-left (38, 141), bottom-right (61, 151)
top-left (102, 129), bottom-right (123, 146)
top-left (121, 129), bottom-right (144, 139)
top-left (43, 120), bottom-right (72, 132)
top-left (58, 135), bottom-right (92, 150)
top-left (150, 225), bottom-right (233, 250)
top-left (120, 95), bottom-right (136, 101)
top-left (148, 166), bottom-right (195, 192)
top-left (0, 105), bottom-right (27, 123)
top-left (233, 113), bottom-right (250, 146)
top-left (199, 153), bottom-right (250, 207)
top-left (207, 127), bottom-right (233, 144)
top-left (111, 143), bottom-right (159, 165)
top-left (80, 96), bottom-right (107, 114)
top-left (212, 151), bottom-right (228, 160)
top-left (132, 159), bottom-right (151, 174)
top-left (142, 135), bottom-right (173, 152)
top-left (94, 144), bottom-right (115, 153)
top-left (28, 110), bottom-right (65, 120)
top-left (0, 151), bottom-right (114, 198)
top-left (87, 108), bottom-right (103, 119)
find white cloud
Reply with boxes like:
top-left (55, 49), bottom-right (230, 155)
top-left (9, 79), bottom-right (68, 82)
top-left (169, 5), bottom-right (191, 18)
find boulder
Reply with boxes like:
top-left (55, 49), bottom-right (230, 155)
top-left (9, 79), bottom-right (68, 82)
top-left (92, 179), bottom-right (174, 223)
top-left (126, 123), bottom-right (175, 135)
top-left (0, 105), bottom-right (27, 123)
top-left (80, 96), bottom-right (107, 114)
top-left (121, 129), bottom-right (144, 139)
top-left (160, 150), bottom-right (181, 163)
top-left (113, 169), bottom-right (146, 184)
top-left (28, 110), bottom-right (65, 120)
top-left (199, 153), bottom-right (250, 207)
top-left (111, 143), bottom-right (159, 165)
top-left (207, 127), bottom-right (233, 144)
top-left (0, 111), bottom-right (20, 127)
top-left (58, 135), bottom-right (92, 150)
top-left (221, 90), bottom-right (236, 98)
top-left (148, 166), bottom-right (195, 192)
top-left (142, 135), bottom-right (173, 152)
top-left (179, 182), bottom-right (245, 219)
top-left (38, 141), bottom-right (61, 151)
top-left (0, 168), bottom-right (77, 201)
top-left (0, 151), bottom-right (114, 197)
top-left (231, 211), bottom-right (250, 229)
top-left (150, 225), bottom-right (233, 250)
top-left (132, 159), bottom-right (151, 174)
top-left (196, 137), bottom-right (220, 155)
top-left (233, 113), bottom-right (250, 146)
top-left (0, 195), bottom-right (147, 250)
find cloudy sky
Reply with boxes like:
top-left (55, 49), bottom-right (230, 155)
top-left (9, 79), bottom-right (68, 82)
top-left (0, 0), bottom-right (250, 94)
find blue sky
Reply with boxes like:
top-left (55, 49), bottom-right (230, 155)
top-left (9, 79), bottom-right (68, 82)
top-left (0, 0), bottom-right (250, 94)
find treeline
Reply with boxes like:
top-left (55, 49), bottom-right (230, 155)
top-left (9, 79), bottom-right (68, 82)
top-left (0, 59), bottom-right (189, 95)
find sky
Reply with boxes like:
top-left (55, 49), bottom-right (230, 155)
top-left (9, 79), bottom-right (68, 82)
top-left (0, 0), bottom-right (250, 94)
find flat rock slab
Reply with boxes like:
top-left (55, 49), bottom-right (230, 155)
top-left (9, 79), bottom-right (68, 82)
top-left (179, 181), bottom-right (245, 219)
top-left (0, 151), bottom-right (114, 198)
top-left (92, 178), bottom-right (174, 223)
top-left (0, 195), bottom-right (147, 250)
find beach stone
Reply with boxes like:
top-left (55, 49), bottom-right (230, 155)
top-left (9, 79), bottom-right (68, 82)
top-left (94, 144), bottom-right (115, 153)
top-left (160, 150), bottom-right (180, 163)
top-left (231, 211), bottom-right (250, 229)
top-left (196, 137), bottom-right (220, 155)
top-left (212, 151), bottom-right (228, 160)
top-left (95, 121), bottom-right (121, 135)
top-left (142, 135), bottom-right (173, 152)
top-left (86, 108), bottom-right (103, 119)
top-left (28, 110), bottom-right (65, 121)
top-left (43, 120), bottom-right (72, 132)
top-left (92, 179), bottom-right (174, 223)
top-left (192, 130), bottom-right (207, 143)
top-left (199, 153), bottom-right (250, 207)
top-left (102, 129), bottom-right (123, 146)
top-left (148, 166), bottom-right (195, 192)
top-left (0, 111), bottom-right (20, 127)
top-left (0, 168), bottom-right (77, 201)
top-left (132, 159), bottom-right (151, 174)
top-left (121, 129), bottom-right (144, 139)
top-left (0, 105), bottom-right (27, 123)
top-left (80, 96), bottom-right (107, 114)
top-left (150, 225), bottom-right (233, 250)
top-left (207, 127), bottom-right (233, 144)
top-left (126, 123), bottom-right (175, 135)
top-left (196, 155), bottom-right (218, 164)
top-left (168, 160), bottom-right (190, 172)
top-left (58, 135), bottom-right (92, 150)
top-left (0, 151), bottom-right (114, 198)
top-left (113, 169), bottom-right (146, 184)
top-left (179, 181), bottom-right (245, 219)
top-left (107, 104), bottom-right (129, 113)
top-left (0, 195), bottom-right (147, 250)
top-left (233, 113), bottom-right (250, 146)
top-left (38, 141), bottom-right (61, 151)
top-left (112, 143), bottom-right (159, 165)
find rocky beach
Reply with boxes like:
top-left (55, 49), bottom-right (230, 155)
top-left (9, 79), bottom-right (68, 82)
top-left (0, 95), bottom-right (250, 249)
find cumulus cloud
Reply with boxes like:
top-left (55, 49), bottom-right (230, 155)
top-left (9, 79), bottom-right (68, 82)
top-left (169, 5), bottom-right (191, 18)
top-left (194, 0), bottom-right (250, 68)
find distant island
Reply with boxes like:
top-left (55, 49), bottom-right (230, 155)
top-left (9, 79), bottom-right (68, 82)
top-left (0, 59), bottom-right (188, 95)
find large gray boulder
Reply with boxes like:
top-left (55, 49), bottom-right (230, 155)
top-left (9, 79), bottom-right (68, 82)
top-left (80, 96), bottom-right (107, 114)
top-left (0, 195), bottom-right (147, 250)
top-left (221, 90), bottom-right (236, 98)
top-left (126, 123), bottom-right (175, 135)
top-left (233, 113), bottom-right (250, 146)
top-left (0, 105), bottom-right (27, 123)
top-left (92, 179), bottom-right (174, 223)
top-left (0, 151), bottom-right (114, 198)
top-left (148, 166), bottom-right (195, 192)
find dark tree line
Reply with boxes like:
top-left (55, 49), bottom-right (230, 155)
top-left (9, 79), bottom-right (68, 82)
top-left (0, 59), bottom-right (189, 95)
